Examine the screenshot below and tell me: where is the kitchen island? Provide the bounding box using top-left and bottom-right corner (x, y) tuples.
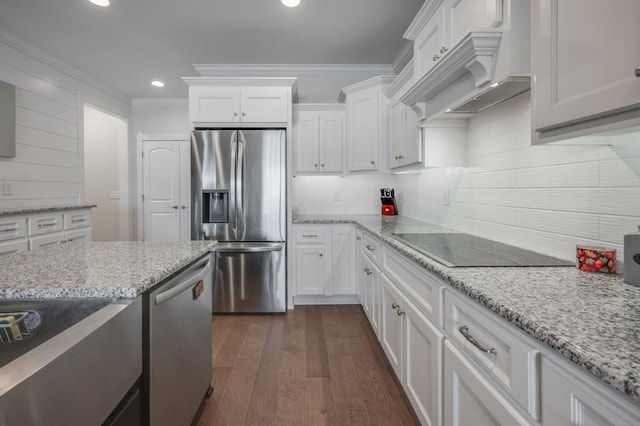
(0, 240), (216, 425)
(295, 214), (640, 423)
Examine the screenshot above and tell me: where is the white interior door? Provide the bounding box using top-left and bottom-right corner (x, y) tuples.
(143, 140), (188, 242)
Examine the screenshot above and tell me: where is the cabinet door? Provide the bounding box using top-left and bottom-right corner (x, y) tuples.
(402, 107), (423, 167)
(444, 341), (529, 426)
(295, 246), (326, 296)
(414, 4), (447, 79)
(380, 274), (403, 379)
(403, 297), (443, 426)
(29, 232), (65, 250)
(445, 0), (503, 45)
(319, 111), (344, 173)
(0, 239), (28, 256)
(388, 99), (405, 169)
(295, 111), (320, 173)
(241, 88), (289, 122)
(355, 230), (364, 302)
(533, 0), (640, 132)
(330, 226), (356, 295)
(362, 256), (380, 333)
(347, 89), (379, 171)
(189, 87), (241, 123)
(65, 228), (92, 244)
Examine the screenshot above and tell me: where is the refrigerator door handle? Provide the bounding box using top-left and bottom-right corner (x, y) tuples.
(236, 133), (246, 240)
(229, 131), (238, 238)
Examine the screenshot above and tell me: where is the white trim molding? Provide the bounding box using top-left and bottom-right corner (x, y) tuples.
(338, 75), (396, 102)
(193, 63), (394, 77)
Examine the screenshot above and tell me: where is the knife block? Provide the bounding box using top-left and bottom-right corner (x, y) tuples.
(380, 197), (398, 216)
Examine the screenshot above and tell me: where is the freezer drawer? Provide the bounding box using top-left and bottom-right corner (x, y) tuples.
(213, 242), (286, 313)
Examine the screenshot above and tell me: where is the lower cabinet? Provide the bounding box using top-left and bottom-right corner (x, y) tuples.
(381, 272), (443, 426)
(443, 341), (530, 426)
(293, 224), (356, 303)
(362, 255), (381, 336)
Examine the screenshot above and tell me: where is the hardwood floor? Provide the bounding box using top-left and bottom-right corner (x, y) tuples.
(195, 305), (419, 426)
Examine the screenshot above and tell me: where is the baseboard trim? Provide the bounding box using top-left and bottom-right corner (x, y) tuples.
(293, 295), (360, 305)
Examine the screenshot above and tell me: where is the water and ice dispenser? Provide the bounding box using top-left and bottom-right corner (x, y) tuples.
(202, 190), (229, 223)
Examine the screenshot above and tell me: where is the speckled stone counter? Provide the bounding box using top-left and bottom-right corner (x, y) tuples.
(0, 241), (216, 299)
(0, 205), (96, 216)
(294, 214), (640, 403)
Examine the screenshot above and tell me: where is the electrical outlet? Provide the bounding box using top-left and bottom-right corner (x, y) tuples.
(2, 182), (13, 196)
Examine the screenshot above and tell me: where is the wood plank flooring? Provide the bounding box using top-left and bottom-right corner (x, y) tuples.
(195, 305), (419, 426)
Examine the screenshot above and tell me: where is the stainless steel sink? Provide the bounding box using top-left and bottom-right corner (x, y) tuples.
(0, 298), (112, 369)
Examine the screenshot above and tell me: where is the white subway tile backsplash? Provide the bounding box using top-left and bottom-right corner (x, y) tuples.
(599, 157), (640, 187)
(516, 162), (600, 188)
(515, 209), (600, 240)
(599, 215), (640, 245)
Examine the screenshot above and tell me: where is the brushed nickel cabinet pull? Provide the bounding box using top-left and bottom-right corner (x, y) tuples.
(459, 325), (497, 355)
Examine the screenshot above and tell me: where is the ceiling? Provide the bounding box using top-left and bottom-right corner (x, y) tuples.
(0, 0), (424, 101)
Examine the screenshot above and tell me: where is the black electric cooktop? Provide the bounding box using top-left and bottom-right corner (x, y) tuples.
(391, 233), (574, 267)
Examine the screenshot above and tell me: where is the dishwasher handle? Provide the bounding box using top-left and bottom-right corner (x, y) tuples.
(154, 257), (211, 306)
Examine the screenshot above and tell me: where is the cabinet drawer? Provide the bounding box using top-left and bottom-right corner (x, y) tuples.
(381, 246), (441, 324)
(28, 214), (63, 236)
(29, 232), (65, 250)
(66, 228), (92, 243)
(0, 217), (27, 242)
(0, 239), (28, 256)
(363, 233), (382, 263)
(64, 210), (92, 230)
(444, 290), (540, 421)
(294, 226), (325, 244)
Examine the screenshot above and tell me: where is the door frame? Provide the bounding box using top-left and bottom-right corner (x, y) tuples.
(136, 134), (189, 241)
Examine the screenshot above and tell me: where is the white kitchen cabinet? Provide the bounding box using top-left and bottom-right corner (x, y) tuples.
(532, 0), (640, 141)
(362, 255), (381, 336)
(0, 239), (28, 256)
(294, 245), (326, 296)
(406, 0), (503, 82)
(293, 224), (356, 303)
(541, 355), (640, 426)
(24, 209), (93, 250)
(380, 274), (404, 378)
(444, 341), (530, 426)
(355, 229), (364, 302)
(0, 216), (28, 255)
(294, 105), (345, 174)
(341, 76), (394, 172)
(188, 86), (289, 123)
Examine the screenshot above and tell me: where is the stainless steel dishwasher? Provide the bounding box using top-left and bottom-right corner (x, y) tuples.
(144, 253), (213, 426)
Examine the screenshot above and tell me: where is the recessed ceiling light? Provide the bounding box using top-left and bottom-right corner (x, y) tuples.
(151, 80), (165, 88)
(88, 0), (110, 6)
(281, 0), (301, 7)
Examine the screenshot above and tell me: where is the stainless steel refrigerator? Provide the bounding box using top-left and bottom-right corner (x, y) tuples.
(191, 129), (286, 313)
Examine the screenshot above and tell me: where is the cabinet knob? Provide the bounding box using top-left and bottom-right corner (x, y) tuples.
(181, 205), (187, 210)
(370, 160), (375, 165)
(636, 67), (640, 77)
(356, 236), (362, 240)
(321, 164), (325, 168)
(392, 302), (399, 309)
(319, 253), (323, 257)
(169, 205), (179, 210)
(241, 112), (246, 116)
(398, 155), (403, 159)
(233, 112), (238, 116)
(440, 46), (448, 54)
(433, 54), (440, 62)
(396, 309), (405, 316)
(366, 245), (375, 252)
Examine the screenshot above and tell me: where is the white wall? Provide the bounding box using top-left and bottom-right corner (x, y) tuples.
(84, 105), (129, 241)
(396, 94), (640, 262)
(0, 32), (130, 209)
(293, 174), (397, 215)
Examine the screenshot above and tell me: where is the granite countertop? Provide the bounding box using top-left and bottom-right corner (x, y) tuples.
(0, 241), (216, 299)
(0, 205), (97, 216)
(294, 214), (640, 403)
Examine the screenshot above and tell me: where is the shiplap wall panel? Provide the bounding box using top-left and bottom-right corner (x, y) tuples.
(16, 108), (78, 138)
(16, 126), (77, 153)
(14, 144), (78, 168)
(15, 89), (78, 123)
(0, 61), (77, 107)
(0, 161), (77, 182)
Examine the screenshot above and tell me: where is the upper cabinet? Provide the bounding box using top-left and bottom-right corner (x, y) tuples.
(293, 104), (345, 175)
(401, 0), (529, 122)
(532, 0), (640, 143)
(340, 76), (395, 173)
(182, 77), (297, 126)
(386, 61), (423, 170)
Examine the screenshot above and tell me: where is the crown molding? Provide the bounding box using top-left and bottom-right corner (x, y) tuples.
(403, 0), (445, 40)
(391, 40), (414, 74)
(182, 77), (298, 103)
(131, 98), (188, 107)
(0, 29), (130, 105)
(293, 103), (346, 112)
(385, 59), (414, 98)
(193, 63), (394, 77)
(338, 75), (396, 102)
